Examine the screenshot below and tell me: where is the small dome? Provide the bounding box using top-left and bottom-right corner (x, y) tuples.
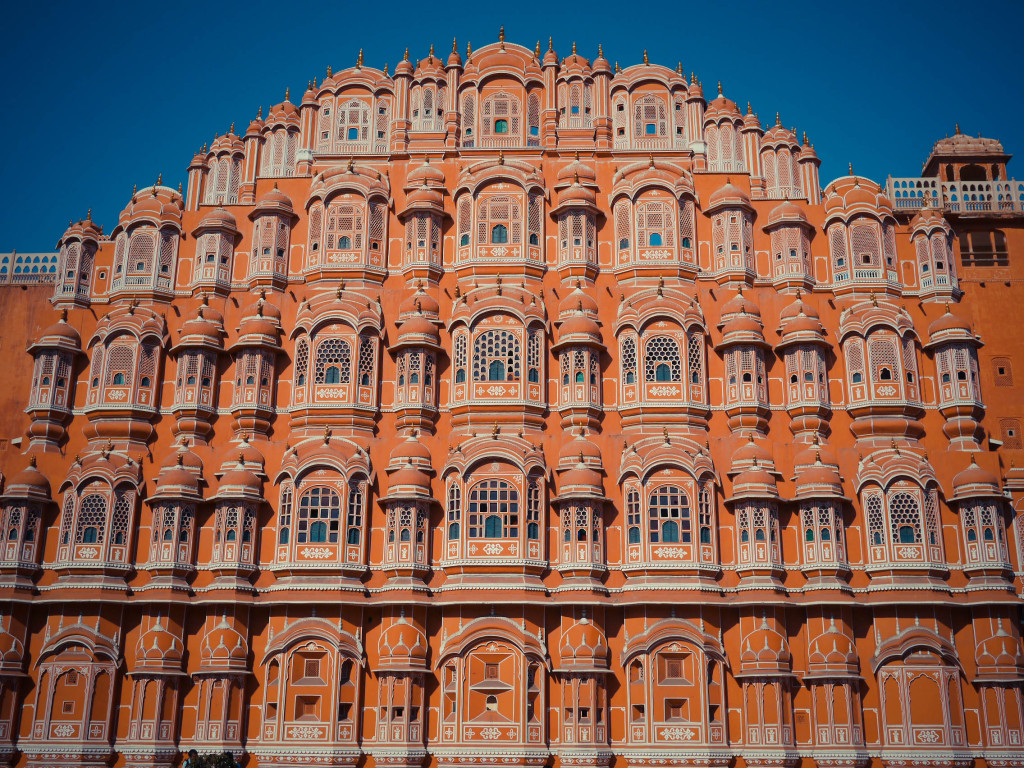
(396, 313), (441, 346)
(910, 205), (947, 235)
(952, 457), (1000, 500)
(195, 206), (238, 233)
(807, 624), (859, 676)
(268, 99), (300, 122)
(793, 439), (839, 470)
(556, 153), (598, 188)
(378, 615), (429, 670)
(766, 200), (809, 229)
(558, 431), (602, 468)
(201, 618), (248, 670)
(707, 179), (752, 212)
(559, 616), (608, 670)
(730, 436), (773, 472)
(794, 454), (845, 499)
(975, 626), (1024, 679)
(387, 463), (432, 496)
(704, 91), (742, 123)
(7, 456), (51, 499)
(249, 184), (295, 219)
(557, 313), (602, 344)
(931, 132), (1004, 157)
(407, 157), (446, 188)
(154, 457), (200, 498)
(216, 457), (262, 499)
(720, 290), (761, 319)
(135, 620), (185, 669)
(0, 627), (25, 674)
(928, 307), (973, 339)
(389, 432), (432, 470)
(728, 462), (779, 501)
(399, 286), (441, 320)
(558, 282), (599, 317)
(35, 311), (81, 349)
(161, 445), (204, 473)
(557, 179), (597, 209)
(740, 618), (791, 674)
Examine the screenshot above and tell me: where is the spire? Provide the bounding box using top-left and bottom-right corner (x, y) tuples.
(643, 49), (649, 65)
(677, 61), (682, 74)
(285, 86), (290, 101)
(499, 25), (505, 49)
(775, 112), (780, 126)
(257, 105), (263, 119)
(598, 43), (603, 58)
(229, 121), (235, 134)
(404, 47), (409, 61)
(849, 162), (854, 175)
(356, 48), (363, 68)
(955, 122), (961, 135)
(717, 81), (723, 96)
(572, 40), (577, 55)
(534, 40), (540, 58)
(466, 40), (472, 58)
(326, 64), (332, 77)
(429, 43), (435, 58)
(614, 61), (620, 73)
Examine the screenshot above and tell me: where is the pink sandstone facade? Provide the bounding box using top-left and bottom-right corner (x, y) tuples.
(2, 32), (1024, 768)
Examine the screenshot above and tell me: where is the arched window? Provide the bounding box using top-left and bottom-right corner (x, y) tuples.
(297, 486), (341, 544)
(473, 330), (520, 383)
(649, 485), (690, 544)
(644, 336), (682, 382)
(468, 479), (519, 539)
(494, 119), (509, 134)
(491, 224), (508, 244)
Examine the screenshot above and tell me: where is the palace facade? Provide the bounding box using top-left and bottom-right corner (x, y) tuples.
(2, 33), (1024, 768)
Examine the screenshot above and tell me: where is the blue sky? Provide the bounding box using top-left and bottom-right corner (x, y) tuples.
(1, 0), (1022, 252)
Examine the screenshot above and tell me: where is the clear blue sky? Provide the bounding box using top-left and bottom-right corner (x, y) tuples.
(1, 0), (1022, 252)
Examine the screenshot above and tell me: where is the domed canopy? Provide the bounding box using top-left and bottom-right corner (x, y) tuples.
(388, 432), (432, 471)
(394, 313), (441, 349)
(777, 293), (827, 349)
(558, 430), (603, 468)
(765, 200), (810, 230)
(213, 457), (262, 501)
(793, 452), (846, 500)
(728, 436), (774, 476)
(806, 623), (859, 678)
(193, 206), (238, 235)
(951, 457), (1001, 501)
(200, 618), (249, 672)
(399, 285), (441, 321)
(249, 184), (297, 219)
(558, 616), (609, 671)
(407, 157), (446, 188)
(31, 310), (82, 353)
(151, 453), (202, 501)
(385, 461), (432, 499)
(0, 627), (25, 675)
(705, 179), (752, 213)
(727, 461), (779, 502)
(378, 615), (429, 671)
(556, 152), (598, 189)
(558, 282), (599, 318)
(3, 456), (51, 501)
(134, 620), (185, 674)
(739, 617), (792, 676)
(926, 306), (976, 347)
(975, 626), (1024, 681)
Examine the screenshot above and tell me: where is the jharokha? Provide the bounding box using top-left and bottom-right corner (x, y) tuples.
(3, 32), (1024, 768)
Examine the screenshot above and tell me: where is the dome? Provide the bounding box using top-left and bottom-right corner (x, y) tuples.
(388, 432), (432, 470)
(250, 183), (295, 218)
(778, 293), (826, 346)
(779, 292), (820, 323)
(396, 313), (441, 346)
(407, 157), (446, 188)
(556, 179), (598, 209)
(927, 307), (973, 340)
(766, 200), (810, 230)
(399, 286), (441, 320)
(704, 87), (742, 123)
(807, 624), (859, 676)
(740, 618), (791, 675)
(706, 179), (752, 213)
(116, 185), (183, 232)
(556, 152), (598, 188)
(793, 439), (839, 470)
(0, 628), (25, 674)
(135, 620), (185, 670)
(910, 205), (948, 235)
(762, 117), (798, 147)
(793, 453), (845, 499)
(6, 456), (51, 500)
(378, 615), (429, 670)
(387, 462), (432, 497)
(161, 445), (204, 473)
(201, 618), (248, 670)
(559, 616), (609, 670)
(558, 430), (603, 468)
(558, 282), (599, 317)
(556, 313), (602, 344)
(34, 310), (82, 351)
(730, 437), (774, 473)
(215, 458), (262, 499)
(720, 290), (761, 319)
(975, 626), (1024, 680)
(194, 206), (238, 233)
(951, 457), (1000, 500)
(152, 454), (201, 499)
(823, 176), (892, 223)
(268, 99), (300, 123)
(560, 464), (603, 494)
(930, 131), (1005, 158)
(728, 462), (779, 501)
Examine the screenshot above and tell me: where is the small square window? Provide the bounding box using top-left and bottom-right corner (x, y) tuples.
(62, 701), (74, 714)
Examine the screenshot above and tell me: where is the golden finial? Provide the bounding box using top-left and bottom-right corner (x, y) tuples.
(499, 25), (505, 49)
(156, 173), (162, 186)
(691, 72), (696, 84)
(347, 157), (355, 172)
(717, 81), (722, 96)
(86, 207), (92, 221)
(60, 308), (68, 321)
(573, 170), (579, 184)
(403, 47), (409, 61)
(257, 105), (263, 119)
(657, 275), (664, 296)
(466, 41), (472, 58)
(357, 49), (363, 67)
(132, 183), (138, 195)
(643, 49), (649, 65)
(663, 427), (670, 444)
(452, 37), (458, 53)
(848, 162), (853, 175)
(429, 43), (435, 58)
(323, 426), (332, 444)
(803, 130), (808, 145)
(775, 112), (780, 126)
(955, 123), (961, 135)
(285, 86), (290, 100)
(28, 454), (37, 468)
(572, 40), (577, 55)
(614, 61), (620, 73)
(676, 61), (682, 74)
(534, 40), (540, 58)
(498, 150), (504, 165)
(230, 121), (235, 134)
(492, 424), (500, 439)
(177, 181), (182, 194)
(383, 63), (389, 76)
(648, 154), (655, 168)
(326, 64), (332, 77)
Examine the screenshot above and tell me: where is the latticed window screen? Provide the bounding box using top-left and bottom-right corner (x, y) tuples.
(308, 207), (323, 254)
(347, 479), (365, 543)
(829, 227), (848, 268)
(993, 357), (1013, 386)
(636, 200), (675, 248)
(687, 331), (704, 387)
(850, 221), (880, 266)
(868, 338), (899, 384)
(901, 337), (918, 384)
(468, 479), (519, 538)
(888, 492), (922, 544)
(526, 480), (541, 538)
(314, 338), (352, 384)
(453, 332), (468, 376)
(127, 231), (155, 275)
(326, 203), (364, 251)
(294, 338), (309, 386)
(644, 336), (682, 382)
(633, 95), (667, 138)
(105, 344), (135, 386)
(615, 200), (631, 249)
(620, 336), (638, 384)
(1000, 418), (1022, 449)
(297, 486), (341, 544)
(528, 193), (543, 246)
(477, 196), (522, 245)
(111, 491), (132, 545)
(357, 337), (375, 385)
(473, 330), (520, 382)
(526, 330), (542, 382)
(648, 485), (691, 544)
(480, 91), (521, 137)
(75, 494), (107, 544)
(461, 93), (475, 143)
(337, 99), (370, 143)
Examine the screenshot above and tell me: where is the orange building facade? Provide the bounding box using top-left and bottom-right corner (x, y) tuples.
(2, 34), (1024, 768)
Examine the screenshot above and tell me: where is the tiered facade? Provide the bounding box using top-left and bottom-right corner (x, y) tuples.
(2, 34), (1024, 768)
